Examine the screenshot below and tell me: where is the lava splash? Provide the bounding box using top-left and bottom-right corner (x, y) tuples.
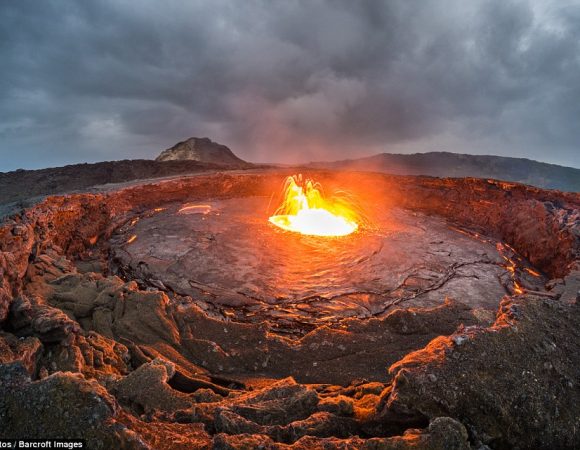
(268, 175), (359, 237)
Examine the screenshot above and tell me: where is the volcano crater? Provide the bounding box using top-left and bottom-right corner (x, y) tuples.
(110, 194), (541, 335)
(1, 169), (579, 449)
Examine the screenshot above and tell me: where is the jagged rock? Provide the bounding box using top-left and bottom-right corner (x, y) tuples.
(48, 273), (180, 346)
(229, 378), (320, 426)
(318, 395), (354, 416)
(0, 361), (32, 387)
(38, 331), (131, 380)
(29, 304), (80, 342)
(10, 295), (80, 343)
(212, 416), (470, 449)
(274, 411), (358, 442)
(381, 295), (580, 449)
(48, 272), (125, 320)
(199, 378), (320, 434)
(118, 412), (212, 450)
(214, 409), (358, 444)
(360, 417), (469, 450)
(111, 358), (196, 414)
(112, 289), (180, 346)
(0, 221), (35, 322)
(168, 369), (231, 396)
(210, 378), (364, 444)
(0, 253), (12, 322)
(191, 387), (223, 403)
(45, 268), (490, 386)
(156, 137), (247, 167)
(0, 332), (42, 376)
(78, 332), (131, 376)
(213, 433), (277, 450)
(0, 363), (147, 449)
(175, 297), (483, 385)
(215, 408), (264, 435)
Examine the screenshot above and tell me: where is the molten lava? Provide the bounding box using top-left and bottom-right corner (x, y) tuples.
(268, 175), (359, 237)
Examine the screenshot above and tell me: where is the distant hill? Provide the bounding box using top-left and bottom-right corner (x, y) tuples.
(156, 137), (248, 167)
(0, 159), (248, 207)
(311, 152), (580, 192)
(1, 144), (577, 214)
(0, 137), (253, 208)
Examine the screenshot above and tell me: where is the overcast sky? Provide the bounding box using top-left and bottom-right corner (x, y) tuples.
(1, 0), (579, 171)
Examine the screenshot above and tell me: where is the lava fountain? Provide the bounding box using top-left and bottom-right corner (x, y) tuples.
(268, 175), (359, 237)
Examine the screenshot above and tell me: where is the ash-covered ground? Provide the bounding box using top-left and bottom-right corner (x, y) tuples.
(0, 168), (579, 449)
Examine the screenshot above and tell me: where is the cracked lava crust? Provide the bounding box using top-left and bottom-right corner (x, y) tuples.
(111, 195), (543, 336)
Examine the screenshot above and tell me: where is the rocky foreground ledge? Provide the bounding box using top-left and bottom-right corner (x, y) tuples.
(0, 169), (579, 449)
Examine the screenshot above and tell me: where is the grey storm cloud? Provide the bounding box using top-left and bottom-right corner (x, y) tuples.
(0, 0), (579, 171)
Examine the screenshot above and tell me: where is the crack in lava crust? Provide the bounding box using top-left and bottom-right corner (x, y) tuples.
(110, 195), (545, 335)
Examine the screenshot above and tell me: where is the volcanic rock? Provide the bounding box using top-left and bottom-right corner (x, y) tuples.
(0, 168), (578, 448)
(156, 137), (248, 167)
(11, 295), (81, 343)
(381, 295), (580, 449)
(0, 332), (42, 376)
(112, 358), (196, 414)
(212, 416), (470, 449)
(39, 332), (131, 380)
(0, 363), (147, 449)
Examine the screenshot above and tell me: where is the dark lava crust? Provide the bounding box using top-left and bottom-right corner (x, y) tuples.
(0, 169), (579, 449)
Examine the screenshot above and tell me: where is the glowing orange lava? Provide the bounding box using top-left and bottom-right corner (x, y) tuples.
(268, 175), (359, 237)
(178, 204), (212, 215)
